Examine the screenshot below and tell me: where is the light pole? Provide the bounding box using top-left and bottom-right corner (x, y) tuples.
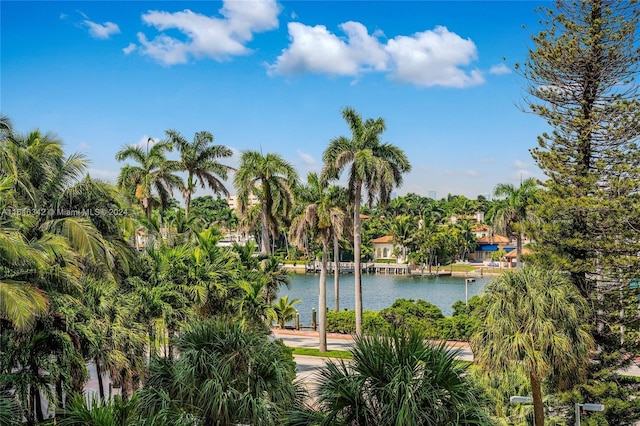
(465, 278), (475, 304)
(510, 396), (534, 426)
(575, 402), (604, 426)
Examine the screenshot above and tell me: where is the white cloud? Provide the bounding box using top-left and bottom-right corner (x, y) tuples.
(60, 13), (68, 20)
(83, 20), (121, 39)
(479, 157), (496, 164)
(466, 169), (480, 177)
(297, 149), (316, 165)
(270, 22), (483, 88)
(78, 142), (89, 150)
(385, 26), (483, 88)
(489, 63), (511, 75)
(269, 21), (387, 76)
(132, 0), (280, 65)
(123, 43), (137, 55)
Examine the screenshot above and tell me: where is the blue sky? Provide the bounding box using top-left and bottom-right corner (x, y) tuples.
(2, 0), (551, 200)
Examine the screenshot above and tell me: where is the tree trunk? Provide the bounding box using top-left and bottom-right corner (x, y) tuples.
(354, 181), (363, 336)
(95, 356), (105, 401)
(144, 197), (152, 219)
(530, 368), (545, 426)
(56, 379), (64, 410)
(516, 234), (523, 269)
(26, 387), (35, 426)
(319, 239), (328, 352)
(261, 200), (269, 254)
(185, 189), (192, 219)
(33, 385), (44, 423)
(333, 234), (340, 312)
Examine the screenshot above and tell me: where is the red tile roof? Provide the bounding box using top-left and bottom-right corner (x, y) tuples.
(477, 234), (511, 244)
(372, 235), (393, 244)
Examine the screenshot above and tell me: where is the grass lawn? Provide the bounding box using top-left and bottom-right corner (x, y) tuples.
(292, 347), (353, 359)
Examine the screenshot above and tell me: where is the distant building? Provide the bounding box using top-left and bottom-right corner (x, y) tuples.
(471, 234), (515, 262)
(427, 191), (437, 200)
(227, 193), (260, 211)
(372, 235), (397, 261)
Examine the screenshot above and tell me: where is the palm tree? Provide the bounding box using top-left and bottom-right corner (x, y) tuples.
(115, 139), (183, 218)
(492, 177), (539, 268)
(294, 327), (491, 425)
(291, 173), (345, 352)
(237, 278), (277, 327)
(233, 150), (299, 255)
(390, 214), (416, 262)
(137, 318), (299, 425)
(322, 107), (411, 335)
(164, 129), (233, 219)
(273, 296), (301, 329)
(472, 266), (593, 426)
(0, 229), (49, 331)
(260, 256), (291, 305)
(328, 185), (350, 312)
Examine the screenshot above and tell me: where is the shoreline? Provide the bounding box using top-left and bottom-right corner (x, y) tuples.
(280, 263), (505, 278)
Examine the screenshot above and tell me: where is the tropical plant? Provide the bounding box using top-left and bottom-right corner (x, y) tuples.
(0, 390), (21, 426)
(472, 266), (593, 426)
(115, 139), (183, 218)
(322, 107), (411, 335)
(164, 129), (233, 219)
(259, 256), (291, 305)
(491, 178), (539, 267)
(389, 214), (415, 262)
(291, 172), (345, 351)
(273, 295), (301, 329)
(234, 150), (299, 255)
(57, 394), (139, 426)
(291, 327), (491, 425)
(137, 318), (299, 426)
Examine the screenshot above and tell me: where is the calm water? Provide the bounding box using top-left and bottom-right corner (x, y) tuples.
(279, 272), (492, 325)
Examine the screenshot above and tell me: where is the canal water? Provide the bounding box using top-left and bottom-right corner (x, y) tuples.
(279, 272), (493, 325)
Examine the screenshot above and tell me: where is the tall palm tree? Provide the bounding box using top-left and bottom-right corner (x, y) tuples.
(472, 266), (593, 426)
(164, 129), (233, 219)
(328, 185), (350, 312)
(492, 177), (539, 267)
(291, 173), (345, 352)
(233, 150), (299, 255)
(115, 139), (183, 218)
(322, 107), (411, 335)
(294, 327), (491, 425)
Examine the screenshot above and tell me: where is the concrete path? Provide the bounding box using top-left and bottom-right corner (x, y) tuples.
(272, 329), (640, 380)
(272, 329), (476, 394)
(272, 328), (474, 361)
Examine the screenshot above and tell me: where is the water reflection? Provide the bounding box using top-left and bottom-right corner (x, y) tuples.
(279, 273), (492, 324)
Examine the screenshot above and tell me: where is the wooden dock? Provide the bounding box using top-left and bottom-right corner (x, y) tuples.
(305, 261), (412, 275)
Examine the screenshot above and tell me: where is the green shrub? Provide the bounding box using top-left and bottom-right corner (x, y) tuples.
(379, 299), (445, 339)
(326, 310), (388, 334)
(327, 297), (484, 341)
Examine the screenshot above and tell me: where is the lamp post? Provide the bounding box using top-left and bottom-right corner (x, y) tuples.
(575, 403), (604, 426)
(465, 278), (475, 304)
(510, 396), (534, 426)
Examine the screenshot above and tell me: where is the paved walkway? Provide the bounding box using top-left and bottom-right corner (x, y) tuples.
(272, 328), (473, 360)
(271, 329), (640, 380)
(271, 328), (476, 390)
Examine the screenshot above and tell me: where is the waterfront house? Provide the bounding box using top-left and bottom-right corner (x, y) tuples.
(471, 234), (515, 263)
(372, 235), (404, 262)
